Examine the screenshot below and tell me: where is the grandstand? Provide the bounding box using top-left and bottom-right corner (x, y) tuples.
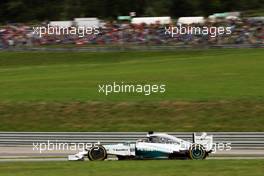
(0, 13), (263, 49)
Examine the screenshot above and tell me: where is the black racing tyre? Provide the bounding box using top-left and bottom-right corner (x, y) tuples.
(88, 145), (107, 161)
(188, 144), (206, 160)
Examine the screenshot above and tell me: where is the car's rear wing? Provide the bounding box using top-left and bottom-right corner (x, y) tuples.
(193, 132), (213, 151)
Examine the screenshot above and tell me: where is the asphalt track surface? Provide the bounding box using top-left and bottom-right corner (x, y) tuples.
(1, 157), (264, 162)
(0, 132), (263, 162)
(0, 146), (263, 162)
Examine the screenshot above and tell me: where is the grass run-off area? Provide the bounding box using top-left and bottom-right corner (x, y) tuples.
(0, 49), (264, 131)
(0, 160), (263, 176)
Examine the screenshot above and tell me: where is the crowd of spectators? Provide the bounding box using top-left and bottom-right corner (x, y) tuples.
(0, 18), (263, 48)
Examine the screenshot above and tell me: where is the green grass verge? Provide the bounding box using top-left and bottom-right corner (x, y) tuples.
(0, 49), (264, 101)
(0, 101), (263, 131)
(0, 160), (263, 176)
(0, 49), (264, 131)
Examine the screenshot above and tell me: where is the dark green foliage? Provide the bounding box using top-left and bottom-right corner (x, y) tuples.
(0, 0), (263, 23)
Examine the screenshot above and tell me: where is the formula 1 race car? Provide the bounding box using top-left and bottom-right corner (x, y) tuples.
(68, 132), (213, 161)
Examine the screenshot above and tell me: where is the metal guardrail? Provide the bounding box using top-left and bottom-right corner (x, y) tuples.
(0, 132), (263, 150)
(1, 44), (263, 52)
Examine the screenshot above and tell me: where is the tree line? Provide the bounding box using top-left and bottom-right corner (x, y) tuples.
(0, 0), (263, 23)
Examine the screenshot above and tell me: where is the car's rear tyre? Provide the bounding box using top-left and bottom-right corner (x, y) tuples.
(88, 145), (107, 161)
(188, 144), (206, 160)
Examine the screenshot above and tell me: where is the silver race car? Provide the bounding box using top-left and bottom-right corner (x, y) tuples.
(68, 132), (213, 161)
